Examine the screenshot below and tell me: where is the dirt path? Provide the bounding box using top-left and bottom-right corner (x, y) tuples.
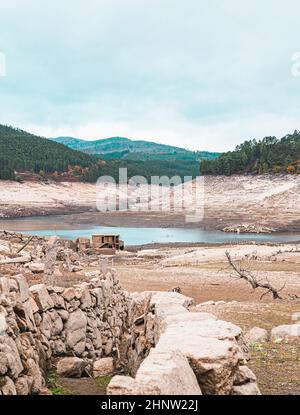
(59, 378), (107, 395)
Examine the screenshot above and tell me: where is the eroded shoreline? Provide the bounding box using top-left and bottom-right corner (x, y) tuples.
(0, 175), (299, 232)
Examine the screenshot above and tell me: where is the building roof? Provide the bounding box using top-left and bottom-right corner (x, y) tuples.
(92, 234), (120, 237)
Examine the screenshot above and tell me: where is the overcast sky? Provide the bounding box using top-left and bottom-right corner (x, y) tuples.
(0, 0), (300, 151)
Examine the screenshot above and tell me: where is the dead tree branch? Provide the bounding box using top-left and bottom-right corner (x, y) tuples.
(16, 235), (34, 254)
(225, 251), (284, 300)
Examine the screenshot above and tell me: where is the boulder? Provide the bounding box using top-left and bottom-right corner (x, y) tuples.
(28, 297), (39, 314)
(0, 376), (17, 395)
(127, 290), (259, 395)
(245, 327), (269, 343)
(271, 324), (300, 341)
(152, 320), (244, 395)
(50, 293), (65, 309)
(234, 365), (257, 385)
(56, 357), (87, 378)
(0, 336), (23, 378)
(11, 274), (29, 303)
(90, 288), (103, 306)
(196, 300), (215, 307)
(93, 357), (114, 377)
(62, 287), (76, 302)
(24, 358), (44, 394)
(151, 291), (193, 309)
(231, 382), (261, 395)
(15, 376), (30, 395)
(52, 339), (66, 355)
(14, 299), (36, 332)
(0, 277), (10, 295)
(0, 313), (7, 336)
(79, 288), (92, 310)
(57, 309), (69, 321)
(104, 338), (113, 355)
(38, 387), (53, 395)
(107, 376), (138, 395)
(29, 284), (54, 311)
(291, 312), (300, 324)
(27, 263), (45, 273)
(108, 350), (202, 395)
(65, 309), (87, 355)
(40, 310), (63, 338)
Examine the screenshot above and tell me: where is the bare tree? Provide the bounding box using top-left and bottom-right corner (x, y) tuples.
(225, 251), (285, 300)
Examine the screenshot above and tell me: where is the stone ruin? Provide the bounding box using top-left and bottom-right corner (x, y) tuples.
(0, 270), (129, 395)
(108, 291), (260, 395)
(0, 266), (261, 395)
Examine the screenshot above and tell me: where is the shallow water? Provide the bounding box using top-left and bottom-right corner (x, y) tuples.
(3, 224), (300, 245)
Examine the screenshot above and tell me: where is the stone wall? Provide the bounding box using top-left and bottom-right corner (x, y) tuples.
(0, 267), (261, 396)
(108, 291), (261, 395)
(0, 270), (129, 395)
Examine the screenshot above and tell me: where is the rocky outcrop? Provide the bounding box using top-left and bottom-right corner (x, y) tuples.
(0, 270), (129, 395)
(222, 225), (275, 234)
(107, 291), (260, 396)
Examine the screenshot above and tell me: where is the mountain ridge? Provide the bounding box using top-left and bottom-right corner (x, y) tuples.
(0, 125), (209, 182)
(50, 136), (221, 162)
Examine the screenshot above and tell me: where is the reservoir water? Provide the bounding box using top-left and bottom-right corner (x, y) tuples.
(2, 225), (300, 245)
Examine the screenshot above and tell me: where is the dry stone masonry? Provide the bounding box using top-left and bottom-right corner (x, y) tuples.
(0, 270), (129, 395)
(0, 262), (261, 395)
(108, 291), (261, 395)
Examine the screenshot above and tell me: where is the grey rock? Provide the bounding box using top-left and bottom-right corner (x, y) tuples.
(27, 262), (45, 273)
(245, 327), (269, 343)
(0, 313), (7, 336)
(29, 284), (54, 311)
(271, 324), (300, 341)
(0, 376), (17, 395)
(93, 357), (114, 377)
(234, 365), (257, 385)
(12, 274), (29, 303)
(231, 382), (261, 395)
(65, 309), (87, 355)
(291, 312), (300, 324)
(56, 357), (87, 378)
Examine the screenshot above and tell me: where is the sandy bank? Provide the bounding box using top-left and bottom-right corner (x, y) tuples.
(0, 175), (299, 231)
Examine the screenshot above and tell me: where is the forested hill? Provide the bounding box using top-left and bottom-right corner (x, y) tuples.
(0, 125), (103, 181)
(0, 125), (203, 182)
(201, 132), (300, 175)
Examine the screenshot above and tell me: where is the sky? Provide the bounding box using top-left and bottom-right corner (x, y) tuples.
(0, 0), (300, 151)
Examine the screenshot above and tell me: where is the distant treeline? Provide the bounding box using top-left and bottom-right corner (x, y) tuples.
(200, 132), (300, 175)
(88, 158), (200, 182)
(0, 125), (103, 181)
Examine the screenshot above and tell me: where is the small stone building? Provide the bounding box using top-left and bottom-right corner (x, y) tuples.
(92, 234), (124, 251)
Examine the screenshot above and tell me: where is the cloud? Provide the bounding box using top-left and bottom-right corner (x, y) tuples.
(0, 0), (300, 150)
